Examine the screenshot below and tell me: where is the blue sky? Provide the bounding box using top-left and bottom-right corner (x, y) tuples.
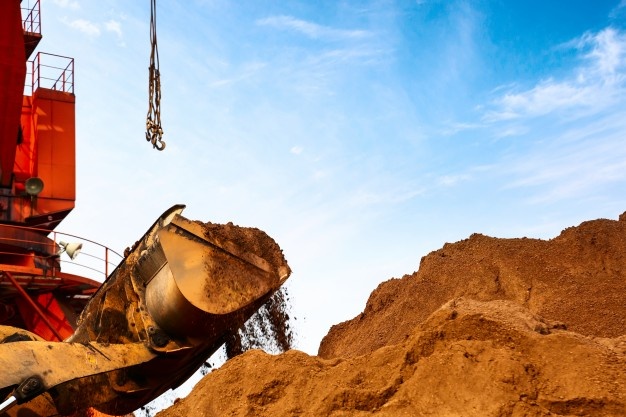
(37, 0), (626, 361)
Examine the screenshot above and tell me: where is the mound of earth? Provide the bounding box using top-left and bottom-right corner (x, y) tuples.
(156, 212), (626, 417)
(320, 212), (626, 358)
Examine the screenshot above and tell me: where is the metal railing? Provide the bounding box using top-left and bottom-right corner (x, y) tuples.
(27, 52), (75, 95)
(0, 224), (123, 283)
(21, 0), (41, 35)
(49, 230), (123, 281)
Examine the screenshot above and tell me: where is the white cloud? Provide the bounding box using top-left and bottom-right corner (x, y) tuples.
(437, 174), (471, 187)
(484, 80), (600, 122)
(59, 17), (127, 43)
(440, 122), (484, 136)
(105, 20), (122, 39)
(208, 61), (267, 88)
(500, 112), (626, 204)
(64, 18), (100, 37)
(105, 19), (125, 46)
(316, 46), (388, 64)
(493, 125), (529, 139)
(484, 28), (626, 122)
(579, 28), (626, 80)
(257, 15), (371, 41)
(290, 146), (303, 155)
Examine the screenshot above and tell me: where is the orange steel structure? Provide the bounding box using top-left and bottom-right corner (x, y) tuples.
(0, 1), (108, 343)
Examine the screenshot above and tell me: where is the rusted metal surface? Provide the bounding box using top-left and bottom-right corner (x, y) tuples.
(0, 340), (156, 391)
(0, 205), (291, 416)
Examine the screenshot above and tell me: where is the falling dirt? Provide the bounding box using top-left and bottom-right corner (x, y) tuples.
(157, 211), (626, 417)
(224, 286), (294, 359)
(197, 220), (294, 359)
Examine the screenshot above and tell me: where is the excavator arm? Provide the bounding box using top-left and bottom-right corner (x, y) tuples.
(0, 205), (291, 416)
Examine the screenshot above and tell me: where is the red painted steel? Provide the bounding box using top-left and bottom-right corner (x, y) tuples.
(2, 270), (64, 341)
(0, 0), (27, 187)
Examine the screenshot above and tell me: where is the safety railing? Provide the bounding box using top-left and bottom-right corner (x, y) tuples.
(49, 230), (123, 281)
(21, 0), (41, 35)
(27, 52), (75, 95)
(0, 224), (123, 283)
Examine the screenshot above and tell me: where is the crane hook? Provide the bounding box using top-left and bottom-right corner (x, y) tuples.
(146, 0), (165, 151)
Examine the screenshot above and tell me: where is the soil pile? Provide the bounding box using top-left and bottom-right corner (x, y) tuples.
(319, 212), (626, 358)
(157, 212), (626, 417)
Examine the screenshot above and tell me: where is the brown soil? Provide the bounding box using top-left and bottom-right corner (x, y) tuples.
(319, 212), (626, 359)
(157, 211), (626, 417)
(198, 220), (291, 276)
(198, 220), (294, 359)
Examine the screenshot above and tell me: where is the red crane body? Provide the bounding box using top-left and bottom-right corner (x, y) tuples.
(0, 0), (99, 342)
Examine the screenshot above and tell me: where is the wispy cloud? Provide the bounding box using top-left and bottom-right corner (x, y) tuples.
(59, 16), (128, 45)
(483, 80), (601, 122)
(440, 122), (484, 136)
(208, 61), (267, 88)
(441, 117), (626, 205)
(437, 27), (626, 205)
(105, 19), (125, 46)
(256, 15), (371, 41)
(314, 46), (388, 64)
(484, 28), (626, 122)
(105, 20), (122, 38)
(579, 28), (626, 80)
(249, 14), (390, 98)
(500, 111), (626, 204)
(493, 125), (529, 139)
(437, 174), (471, 187)
(63, 18), (101, 37)
(609, 0), (626, 19)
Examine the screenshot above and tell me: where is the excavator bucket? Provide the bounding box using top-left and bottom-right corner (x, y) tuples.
(0, 205), (291, 416)
(140, 213), (290, 340)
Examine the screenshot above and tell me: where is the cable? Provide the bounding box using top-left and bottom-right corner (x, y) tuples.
(146, 0), (165, 151)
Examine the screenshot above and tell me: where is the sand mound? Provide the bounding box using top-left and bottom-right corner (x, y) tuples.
(320, 212), (626, 358)
(156, 211), (626, 417)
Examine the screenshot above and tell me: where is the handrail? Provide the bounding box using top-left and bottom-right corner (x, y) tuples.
(21, 0), (41, 35)
(27, 52), (75, 95)
(0, 223), (123, 282)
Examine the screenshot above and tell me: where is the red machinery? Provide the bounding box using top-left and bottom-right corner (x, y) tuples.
(0, 3), (291, 416)
(0, 0), (104, 342)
